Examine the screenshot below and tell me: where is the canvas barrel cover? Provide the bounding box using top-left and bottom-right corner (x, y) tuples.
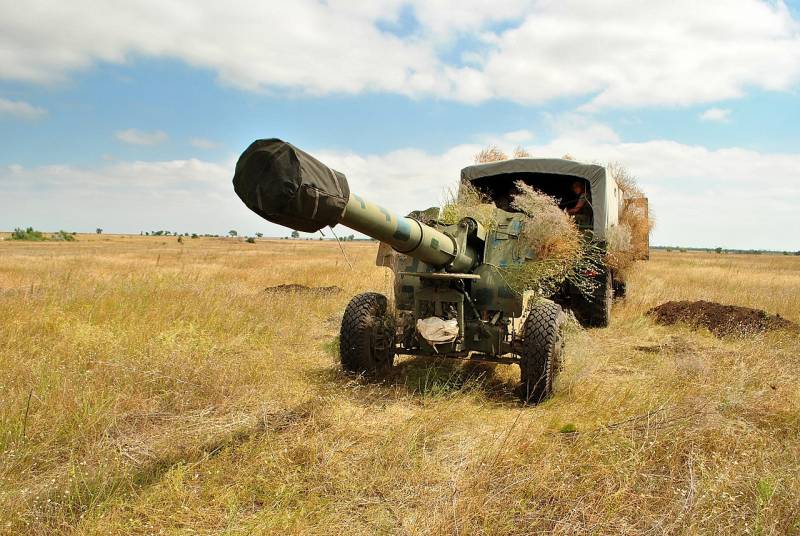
(233, 139), (350, 233)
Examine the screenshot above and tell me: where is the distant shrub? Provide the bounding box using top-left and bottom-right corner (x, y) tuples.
(51, 230), (76, 241)
(246, 237), (256, 243)
(191, 233), (198, 239)
(9, 227), (77, 241)
(11, 227), (45, 241)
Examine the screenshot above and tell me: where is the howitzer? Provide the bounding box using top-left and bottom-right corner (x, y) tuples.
(233, 139), (568, 402)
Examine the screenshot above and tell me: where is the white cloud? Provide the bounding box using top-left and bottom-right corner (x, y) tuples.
(190, 138), (221, 150)
(1, 1), (798, 108)
(501, 129), (535, 143)
(115, 129), (169, 146)
(476, 1), (800, 108)
(699, 107), (732, 122)
(3, 122), (798, 250)
(0, 158), (244, 235)
(0, 97), (47, 119)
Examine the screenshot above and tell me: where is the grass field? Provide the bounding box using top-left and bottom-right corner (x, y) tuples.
(1, 235), (798, 534)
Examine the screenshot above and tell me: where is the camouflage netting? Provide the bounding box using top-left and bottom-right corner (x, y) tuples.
(443, 148), (651, 295)
(441, 181), (603, 297)
(504, 182), (604, 296)
(439, 181), (497, 230)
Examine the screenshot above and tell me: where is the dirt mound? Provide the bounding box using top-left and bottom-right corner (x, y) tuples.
(648, 300), (797, 338)
(264, 284), (342, 295)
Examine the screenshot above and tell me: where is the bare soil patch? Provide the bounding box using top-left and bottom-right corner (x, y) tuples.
(263, 283), (342, 295)
(648, 300), (797, 337)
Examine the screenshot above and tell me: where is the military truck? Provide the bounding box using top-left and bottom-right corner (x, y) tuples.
(233, 139), (647, 403)
(458, 158), (648, 327)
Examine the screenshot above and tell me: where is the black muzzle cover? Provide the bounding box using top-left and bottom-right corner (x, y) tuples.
(233, 139), (350, 233)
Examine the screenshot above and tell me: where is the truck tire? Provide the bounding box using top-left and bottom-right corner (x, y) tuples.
(568, 269), (612, 328)
(519, 300), (565, 404)
(339, 292), (396, 375)
(612, 277), (626, 300)
(583, 269), (612, 327)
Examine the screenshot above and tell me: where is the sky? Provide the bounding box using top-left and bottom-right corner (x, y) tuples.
(1, 0), (799, 250)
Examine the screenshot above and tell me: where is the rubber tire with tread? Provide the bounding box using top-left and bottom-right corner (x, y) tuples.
(339, 292), (396, 375)
(612, 277), (626, 300)
(584, 269), (612, 327)
(519, 300), (565, 404)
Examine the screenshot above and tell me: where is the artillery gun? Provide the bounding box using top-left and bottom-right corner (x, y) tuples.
(234, 139), (611, 403)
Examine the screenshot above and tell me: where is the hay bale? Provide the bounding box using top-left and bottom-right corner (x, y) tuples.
(621, 198), (653, 261)
(607, 161), (653, 264)
(605, 223), (635, 275)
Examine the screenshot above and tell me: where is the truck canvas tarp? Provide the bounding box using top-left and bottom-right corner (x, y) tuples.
(460, 158), (623, 240)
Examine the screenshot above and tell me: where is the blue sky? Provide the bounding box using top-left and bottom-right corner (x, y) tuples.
(1, 0), (799, 249)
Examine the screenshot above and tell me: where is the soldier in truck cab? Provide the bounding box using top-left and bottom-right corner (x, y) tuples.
(566, 180), (592, 226)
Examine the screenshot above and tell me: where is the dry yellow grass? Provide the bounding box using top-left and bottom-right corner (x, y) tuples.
(1, 236), (798, 534)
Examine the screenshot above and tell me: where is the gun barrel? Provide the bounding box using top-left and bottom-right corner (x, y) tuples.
(340, 194), (457, 268)
(233, 138), (476, 270)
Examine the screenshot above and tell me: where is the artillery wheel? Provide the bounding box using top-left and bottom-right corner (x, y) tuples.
(519, 300), (565, 404)
(339, 292), (396, 375)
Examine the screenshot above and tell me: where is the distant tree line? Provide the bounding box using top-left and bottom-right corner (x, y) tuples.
(138, 229), (275, 243)
(653, 245), (800, 256)
(4, 227), (382, 245)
